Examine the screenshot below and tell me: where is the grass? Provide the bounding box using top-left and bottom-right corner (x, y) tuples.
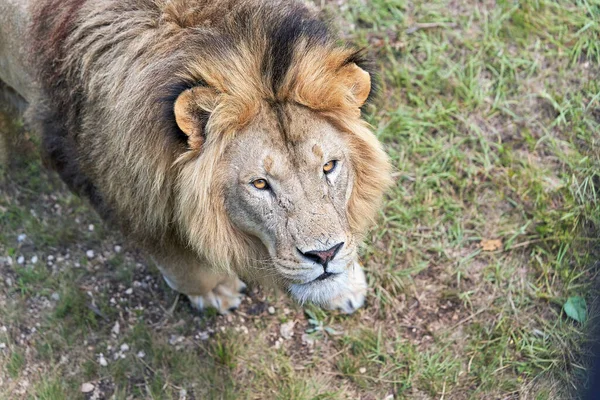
(1, 0), (599, 398)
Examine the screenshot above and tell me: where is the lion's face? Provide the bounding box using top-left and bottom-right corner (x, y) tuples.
(173, 55), (391, 310)
(221, 105), (360, 304)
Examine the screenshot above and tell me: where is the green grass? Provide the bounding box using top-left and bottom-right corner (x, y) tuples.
(1, 0), (599, 398)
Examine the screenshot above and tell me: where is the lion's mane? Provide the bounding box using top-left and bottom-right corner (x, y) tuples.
(28, 0), (391, 271)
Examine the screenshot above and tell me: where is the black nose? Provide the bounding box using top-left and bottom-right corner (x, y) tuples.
(299, 242), (344, 267)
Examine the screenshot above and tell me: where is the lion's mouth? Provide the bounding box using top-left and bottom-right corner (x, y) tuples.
(314, 272), (339, 282)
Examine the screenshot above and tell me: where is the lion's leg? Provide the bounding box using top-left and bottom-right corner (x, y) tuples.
(152, 252), (246, 315)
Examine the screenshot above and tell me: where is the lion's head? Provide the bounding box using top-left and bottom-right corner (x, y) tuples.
(171, 29), (392, 306)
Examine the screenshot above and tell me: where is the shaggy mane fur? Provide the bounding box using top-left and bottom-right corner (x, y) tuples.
(28, 0), (391, 271)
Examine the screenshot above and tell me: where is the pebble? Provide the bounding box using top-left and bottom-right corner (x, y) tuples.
(125, 288), (133, 295)
(88, 224), (94, 232)
(0, 343), (6, 349)
(111, 321), (120, 336)
(359, 367), (367, 374)
(114, 245), (122, 253)
(17, 256), (25, 265)
(30, 256), (38, 264)
(81, 382), (95, 393)
(120, 343), (129, 352)
(47, 255), (55, 261)
(97, 353), (108, 367)
(5, 256), (13, 266)
(17, 234), (26, 243)
(197, 331), (209, 341)
(5, 278), (12, 287)
(268, 306), (275, 315)
(86, 250), (95, 259)
(169, 335), (185, 345)
(384, 395), (394, 400)
(137, 351), (146, 358)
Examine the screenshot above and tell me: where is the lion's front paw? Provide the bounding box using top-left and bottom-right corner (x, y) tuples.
(187, 278), (247, 315)
(323, 262), (367, 314)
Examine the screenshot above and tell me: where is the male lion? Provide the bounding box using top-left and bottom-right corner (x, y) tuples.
(0, 0), (392, 314)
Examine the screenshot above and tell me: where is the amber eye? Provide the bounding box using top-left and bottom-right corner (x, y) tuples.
(323, 160), (337, 174)
(252, 179), (269, 190)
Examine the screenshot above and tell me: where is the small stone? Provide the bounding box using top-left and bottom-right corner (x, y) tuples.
(30, 256), (38, 264)
(0, 343), (6, 349)
(359, 367), (367, 374)
(81, 382), (95, 393)
(280, 321), (295, 340)
(17, 256), (25, 265)
(198, 331), (209, 341)
(86, 250), (95, 259)
(114, 245), (122, 253)
(125, 288), (133, 295)
(169, 335), (184, 345)
(5, 278), (12, 287)
(97, 353), (108, 367)
(137, 351), (146, 358)
(268, 306), (275, 315)
(88, 224), (94, 231)
(120, 343), (129, 352)
(17, 234), (27, 243)
(111, 321), (120, 336)
(273, 339), (282, 349)
(47, 255), (55, 261)
(5, 256), (13, 266)
(383, 395), (394, 400)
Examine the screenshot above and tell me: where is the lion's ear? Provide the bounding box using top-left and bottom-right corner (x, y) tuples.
(174, 86), (219, 150)
(340, 63), (371, 108)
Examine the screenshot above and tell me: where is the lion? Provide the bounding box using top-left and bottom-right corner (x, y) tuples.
(0, 0), (392, 314)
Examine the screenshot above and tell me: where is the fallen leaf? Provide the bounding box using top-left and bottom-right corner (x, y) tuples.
(563, 296), (587, 323)
(480, 239), (502, 252)
(280, 321), (295, 340)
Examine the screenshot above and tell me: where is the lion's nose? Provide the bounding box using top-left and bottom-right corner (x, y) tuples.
(299, 242), (344, 267)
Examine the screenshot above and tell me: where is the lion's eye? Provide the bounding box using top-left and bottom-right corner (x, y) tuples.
(252, 179), (269, 190)
(323, 160), (337, 174)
